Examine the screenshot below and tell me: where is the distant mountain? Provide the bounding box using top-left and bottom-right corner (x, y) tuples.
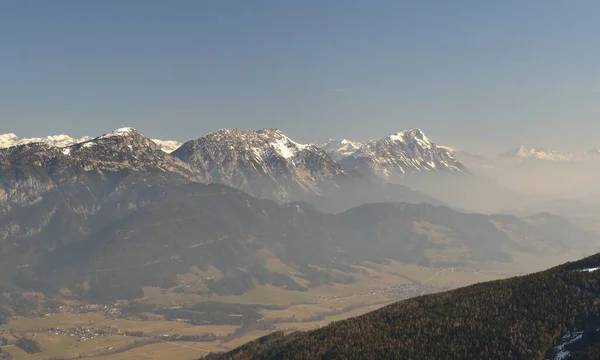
(172, 128), (351, 202)
(0, 127), (200, 218)
(585, 148), (600, 157)
(1, 126), (597, 305)
(321, 139), (362, 160)
(0, 133), (92, 149)
(340, 129), (467, 181)
(207, 252), (600, 360)
(0, 132), (181, 153)
(172, 128), (442, 210)
(501, 145), (576, 162)
(149, 139), (183, 153)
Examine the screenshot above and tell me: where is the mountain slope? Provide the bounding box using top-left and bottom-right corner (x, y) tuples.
(0, 127), (200, 253)
(2, 170), (597, 301)
(205, 252), (600, 360)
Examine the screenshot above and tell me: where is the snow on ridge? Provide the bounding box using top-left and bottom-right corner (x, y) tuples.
(0, 130), (180, 153)
(203, 128), (310, 160)
(322, 138), (363, 159)
(0, 133), (92, 149)
(578, 267), (600, 272)
(151, 139), (183, 153)
(98, 127), (138, 139)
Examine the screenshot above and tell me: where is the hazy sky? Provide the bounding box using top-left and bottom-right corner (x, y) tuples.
(1, 1), (599, 152)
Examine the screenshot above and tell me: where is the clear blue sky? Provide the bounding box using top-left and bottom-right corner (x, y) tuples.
(1, 0), (599, 152)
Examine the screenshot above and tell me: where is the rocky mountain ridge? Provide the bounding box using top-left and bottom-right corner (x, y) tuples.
(339, 129), (467, 180)
(0, 131), (182, 153)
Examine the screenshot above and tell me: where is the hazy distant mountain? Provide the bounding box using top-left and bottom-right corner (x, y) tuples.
(0, 132), (182, 153)
(340, 129), (467, 181)
(437, 145), (488, 160)
(585, 148), (600, 157)
(321, 138), (363, 160)
(501, 145), (576, 162)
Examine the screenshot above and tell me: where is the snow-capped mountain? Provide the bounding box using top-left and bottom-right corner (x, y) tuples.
(340, 129), (467, 180)
(151, 139), (183, 153)
(0, 132), (181, 153)
(0, 133), (92, 149)
(56, 127), (197, 177)
(172, 128), (349, 201)
(501, 146), (575, 162)
(0, 127), (200, 219)
(322, 139), (363, 160)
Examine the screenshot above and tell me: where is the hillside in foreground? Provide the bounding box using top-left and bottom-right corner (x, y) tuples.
(204, 252), (600, 360)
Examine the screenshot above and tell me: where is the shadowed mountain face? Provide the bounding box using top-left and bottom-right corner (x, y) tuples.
(204, 252), (600, 360)
(1, 169), (597, 301)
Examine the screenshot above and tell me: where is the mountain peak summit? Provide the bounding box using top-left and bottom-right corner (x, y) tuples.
(341, 128), (466, 179)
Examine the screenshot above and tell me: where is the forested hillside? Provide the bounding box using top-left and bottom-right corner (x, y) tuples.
(204, 252), (600, 360)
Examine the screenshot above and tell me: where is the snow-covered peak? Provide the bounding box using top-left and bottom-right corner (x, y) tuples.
(502, 146), (575, 162)
(98, 127), (138, 139)
(0, 133), (92, 149)
(173, 128), (347, 202)
(322, 138), (363, 160)
(0, 133), (18, 143)
(341, 128), (466, 179)
(388, 128), (428, 142)
(151, 139), (182, 153)
(0, 129), (180, 153)
(196, 128), (310, 160)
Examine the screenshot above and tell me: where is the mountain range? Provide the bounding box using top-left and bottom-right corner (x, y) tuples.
(1, 126), (597, 302)
(0, 131), (182, 153)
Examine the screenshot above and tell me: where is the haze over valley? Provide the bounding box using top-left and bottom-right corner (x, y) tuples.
(3, 1), (600, 359)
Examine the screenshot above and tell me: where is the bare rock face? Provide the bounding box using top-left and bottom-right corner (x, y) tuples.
(173, 128), (350, 202)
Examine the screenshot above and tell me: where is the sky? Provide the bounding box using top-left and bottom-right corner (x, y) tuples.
(1, 0), (600, 153)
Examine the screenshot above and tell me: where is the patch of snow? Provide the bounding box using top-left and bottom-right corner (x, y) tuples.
(579, 267), (600, 272)
(552, 331), (583, 360)
(271, 137), (296, 159)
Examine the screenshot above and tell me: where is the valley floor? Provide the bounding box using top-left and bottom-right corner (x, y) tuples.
(0, 255), (582, 360)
